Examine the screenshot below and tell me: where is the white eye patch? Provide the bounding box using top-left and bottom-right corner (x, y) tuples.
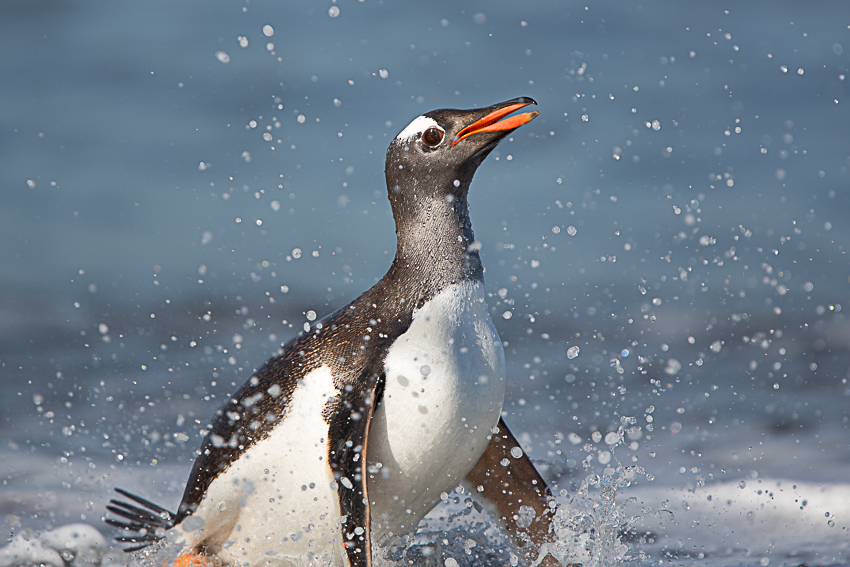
(394, 115), (441, 144)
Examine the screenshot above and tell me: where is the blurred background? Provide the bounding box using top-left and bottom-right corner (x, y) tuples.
(1, 1), (848, 565)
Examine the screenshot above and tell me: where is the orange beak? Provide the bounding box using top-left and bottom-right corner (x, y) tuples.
(451, 99), (539, 146)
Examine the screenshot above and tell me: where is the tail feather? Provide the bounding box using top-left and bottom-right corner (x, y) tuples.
(104, 488), (177, 552)
(114, 487), (176, 520)
(114, 534), (162, 544)
(104, 517), (146, 532)
(106, 501), (171, 528)
(122, 543), (159, 553)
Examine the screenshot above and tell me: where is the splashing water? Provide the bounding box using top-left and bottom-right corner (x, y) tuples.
(374, 489), (517, 567)
(0, 461), (651, 567)
(376, 524), (515, 567)
(373, 456), (652, 567)
(521, 417), (654, 566)
(535, 464), (652, 567)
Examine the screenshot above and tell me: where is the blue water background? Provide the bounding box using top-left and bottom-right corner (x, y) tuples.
(1, 1), (848, 564)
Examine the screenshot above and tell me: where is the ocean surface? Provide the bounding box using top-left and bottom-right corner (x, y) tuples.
(1, 1), (848, 566)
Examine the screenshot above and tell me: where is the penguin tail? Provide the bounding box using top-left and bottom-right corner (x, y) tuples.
(104, 488), (177, 552)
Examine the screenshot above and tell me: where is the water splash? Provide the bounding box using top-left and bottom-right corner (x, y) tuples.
(532, 417), (655, 566)
(113, 448), (653, 567)
(536, 464), (652, 567)
(373, 458), (652, 567)
(374, 487), (518, 567)
(376, 524), (515, 567)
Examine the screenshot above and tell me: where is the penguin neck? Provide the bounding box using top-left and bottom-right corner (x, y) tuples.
(391, 189), (483, 288)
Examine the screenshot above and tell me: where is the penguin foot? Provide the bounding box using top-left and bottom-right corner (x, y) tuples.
(173, 552), (213, 567)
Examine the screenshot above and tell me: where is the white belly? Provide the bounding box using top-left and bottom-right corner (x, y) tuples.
(368, 280), (506, 539)
(174, 366), (346, 567)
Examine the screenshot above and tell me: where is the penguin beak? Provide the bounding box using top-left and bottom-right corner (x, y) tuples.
(451, 97), (538, 147)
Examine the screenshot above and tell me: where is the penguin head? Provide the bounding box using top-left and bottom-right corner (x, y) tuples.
(385, 97), (538, 210)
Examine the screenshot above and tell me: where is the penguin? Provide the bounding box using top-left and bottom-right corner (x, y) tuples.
(106, 97), (561, 567)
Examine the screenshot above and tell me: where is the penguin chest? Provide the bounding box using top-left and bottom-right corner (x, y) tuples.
(368, 280), (506, 537)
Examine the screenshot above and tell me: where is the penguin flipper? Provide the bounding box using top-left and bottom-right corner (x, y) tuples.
(327, 370), (384, 567)
(465, 418), (562, 566)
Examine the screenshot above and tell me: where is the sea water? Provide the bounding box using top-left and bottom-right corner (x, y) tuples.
(2, 1), (849, 566)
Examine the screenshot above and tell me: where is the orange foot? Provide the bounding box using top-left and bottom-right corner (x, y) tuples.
(173, 553), (213, 567)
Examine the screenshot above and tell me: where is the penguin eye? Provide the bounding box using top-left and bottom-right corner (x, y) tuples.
(421, 127), (444, 147)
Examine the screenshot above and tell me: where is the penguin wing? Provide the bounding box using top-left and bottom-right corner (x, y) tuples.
(465, 418), (557, 565)
(173, 349), (304, 521)
(327, 365), (385, 567)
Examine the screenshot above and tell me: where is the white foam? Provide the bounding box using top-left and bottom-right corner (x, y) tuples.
(0, 524), (108, 567)
(627, 479), (850, 562)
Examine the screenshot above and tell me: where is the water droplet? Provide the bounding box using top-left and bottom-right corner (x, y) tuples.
(262, 24), (274, 37)
(515, 505), (535, 529)
(567, 346), (580, 359)
(215, 51), (230, 64)
(665, 358), (681, 375)
(328, 5), (340, 17)
(510, 447), (523, 459)
(420, 365), (431, 376)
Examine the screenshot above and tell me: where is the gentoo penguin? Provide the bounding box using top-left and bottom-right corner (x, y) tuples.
(106, 97), (561, 567)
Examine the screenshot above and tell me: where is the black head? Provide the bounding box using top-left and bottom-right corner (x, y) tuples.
(385, 97), (538, 217)
(382, 97), (538, 284)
